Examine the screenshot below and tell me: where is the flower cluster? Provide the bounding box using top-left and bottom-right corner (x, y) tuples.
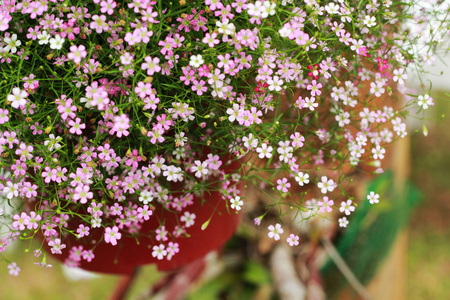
(0, 0), (448, 274)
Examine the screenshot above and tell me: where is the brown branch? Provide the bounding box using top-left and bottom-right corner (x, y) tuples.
(270, 244), (307, 300)
(321, 237), (373, 300)
(110, 268), (139, 300)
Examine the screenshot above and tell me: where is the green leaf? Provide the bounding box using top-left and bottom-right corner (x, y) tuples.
(243, 261), (272, 285)
(201, 218), (210, 230)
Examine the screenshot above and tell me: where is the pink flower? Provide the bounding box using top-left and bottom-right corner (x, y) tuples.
(87, 201), (104, 219)
(97, 143), (113, 161)
(0, 108), (9, 124)
(287, 234), (300, 246)
(49, 239), (66, 255)
(77, 224), (90, 238)
(202, 32), (220, 47)
(68, 118), (86, 135)
(290, 132), (305, 148)
(137, 205), (153, 220)
(67, 44), (87, 64)
(276, 178), (291, 193)
(27, 211), (42, 230)
(11, 160), (26, 176)
(166, 242), (180, 260)
(191, 79), (207, 95)
(111, 113), (130, 137)
(23, 74), (39, 90)
(158, 37), (176, 56)
(15, 142), (33, 161)
(180, 211), (196, 228)
(152, 244), (167, 260)
(73, 185), (93, 204)
(307, 80), (322, 96)
(82, 250), (95, 262)
(134, 81), (153, 98)
(43, 223), (57, 237)
(90, 14), (109, 33)
(125, 149), (142, 169)
(318, 196), (334, 213)
(58, 101), (77, 120)
(104, 226), (121, 246)
(232, 0), (248, 13)
(141, 56), (161, 75)
(156, 226), (168, 241)
(100, 0), (116, 15)
(8, 262), (20, 276)
(12, 212), (30, 230)
(22, 182), (37, 198)
(90, 89), (110, 110)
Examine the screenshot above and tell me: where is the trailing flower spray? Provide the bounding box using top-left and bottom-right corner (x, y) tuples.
(0, 0), (448, 275)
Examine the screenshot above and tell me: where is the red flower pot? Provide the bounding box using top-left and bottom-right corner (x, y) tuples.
(40, 157), (242, 275)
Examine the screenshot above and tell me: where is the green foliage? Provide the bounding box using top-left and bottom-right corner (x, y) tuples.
(242, 261), (272, 285)
(320, 171), (421, 298)
(186, 257), (273, 300)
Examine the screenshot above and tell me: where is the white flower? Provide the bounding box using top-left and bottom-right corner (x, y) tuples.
(230, 196), (244, 211)
(338, 217), (349, 228)
(247, 1), (263, 17)
(216, 19), (235, 35)
(393, 68), (407, 85)
(37, 31), (50, 45)
(3, 181), (19, 200)
(191, 160), (209, 178)
(7, 87), (28, 109)
(226, 103), (242, 122)
(325, 3), (340, 14)
(163, 165), (183, 182)
(91, 217), (102, 228)
(317, 176), (336, 194)
(417, 94), (433, 110)
(363, 15), (377, 28)
(339, 200), (355, 215)
(335, 110), (350, 127)
(189, 54), (204, 68)
(295, 172), (310, 186)
(180, 211), (196, 228)
(49, 34), (65, 50)
(367, 191), (380, 204)
(44, 134), (62, 151)
(139, 190), (153, 204)
(242, 133), (259, 149)
(262, 1), (276, 17)
(256, 143), (273, 159)
(267, 75), (283, 92)
(268, 223), (283, 241)
(3, 34), (21, 54)
(371, 145), (385, 160)
(152, 244), (167, 260)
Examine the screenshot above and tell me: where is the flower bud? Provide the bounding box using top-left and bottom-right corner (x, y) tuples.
(140, 127), (148, 136)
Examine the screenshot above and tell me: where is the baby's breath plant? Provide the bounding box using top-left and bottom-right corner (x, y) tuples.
(0, 0), (449, 275)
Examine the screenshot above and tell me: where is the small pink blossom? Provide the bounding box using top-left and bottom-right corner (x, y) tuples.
(104, 226), (121, 246)
(287, 234), (300, 246)
(67, 44), (87, 64)
(318, 196), (334, 213)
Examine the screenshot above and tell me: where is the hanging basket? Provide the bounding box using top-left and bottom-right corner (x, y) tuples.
(38, 157), (243, 275)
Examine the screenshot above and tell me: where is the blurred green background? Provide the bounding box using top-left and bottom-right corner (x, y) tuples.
(408, 91), (450, 300)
